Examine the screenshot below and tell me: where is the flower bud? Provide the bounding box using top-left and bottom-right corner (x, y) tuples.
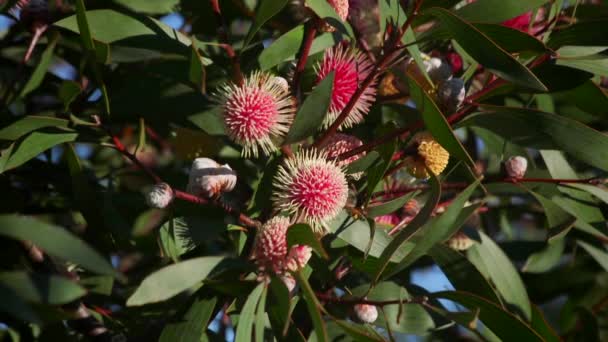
(281, 274), (297, 293)
(437, 78), (466, 112)
(272, 76), (290, 92)
(187, 158), (236, 197)
(446, 231), (474, 251)
(285, 245), (312, 272)
(145, 182), (174, 209)
(374, 214), (399, 228)
(354, 303), (378, 323)
(403, 199), (420, 217)
(252, 217), (290, 275)
(504, 156), (527, 179)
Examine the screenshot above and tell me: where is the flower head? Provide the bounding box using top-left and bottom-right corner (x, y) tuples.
(319, 134), (365, 179)
(215, 71), (295, 157)
(354, 303), (378, 323)
(315, 45), (377, 129)
(187, 158), (237, 197)
(252, 216), (291, 275)
(404, 132), (450, 179)
(504, 156), (528, 179)
(145, 182), (174, 209)
(273, 149), (348, 231)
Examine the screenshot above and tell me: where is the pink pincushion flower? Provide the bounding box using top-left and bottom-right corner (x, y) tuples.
(215, 71), (295, 157)
(273, 149), (348, 231)
(315, 45), (377, 129)
(252, 216), (290, 275)
(320, 133), (364, 165)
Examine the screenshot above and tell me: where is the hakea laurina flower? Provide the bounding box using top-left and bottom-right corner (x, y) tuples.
(354, 303), (379, 323)
(404, 132), (450, 179)
(285, 245), (313, 272)
(319, 133), (365, 179)
(187, 158), (237, 198)
(215, 71), (295, 157)
(504, 156), (528, 179)
(446, 231), (475, 251)
(315, 45), (377, 129)
(273, 149), (349, 231)
(145, 183), (174, 209)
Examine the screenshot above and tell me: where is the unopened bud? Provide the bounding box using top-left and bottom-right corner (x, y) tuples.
(438, 77), (465, 112)
(272, 76), (290, 92)
(403, 199), (420, 217)
(446, 231), (474, 251)
(285, 245), (312, 272)
(145, 182), (174, 209)
(354, 303), (378, 323)
(281, 274), (297, 293)
(504, 156), (527, 179)
(187, 158), (237, 197)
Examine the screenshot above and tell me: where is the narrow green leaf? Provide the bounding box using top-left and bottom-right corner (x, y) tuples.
(287, 224), (328, 259)
(366, 192), (417, 218)
(113, 0), (179, 14)
(456, 0), (548, 23)
(578, 241), (608, 272)
(259, 25), (304, 70)
(0, 215), (117, 278)
(254, 286), (268, 342)
(284, 72), (334, 144)
(428, 7), (547, 91)
(346, 151), (380, 174)
(373, 174), (441, 282)
(0, 283), (40, 324)
(530, 304), (561, 342)
(366, 123), (398, 200)
(332, 319), (385, 342)
(235, 282), (265, 342)
(522, 238), (566, 273)
(58, 81), (82, 110)
(189, 45), (206, 93)
(548, 19), (608, 48)
(3, 132), (78, 172)
(244, 0), (289, 46)
(79, 276), (114, 296)
(295, 271), (328, 342)
(188, 107), (225, 136)
(20, 33), (59, 97)
(159, 295), (218, 342)
(74, 0), (95, 50)
(305, 0), (354, 37)
(434, 291), (543, 341)
(0, 271), (86, 305)
(127, 256), (224, 306)
(0, 116), (70, 141)
(467, 232), (532, 320)
(557, 57), (608, 77)
(523, 188), (576, 240)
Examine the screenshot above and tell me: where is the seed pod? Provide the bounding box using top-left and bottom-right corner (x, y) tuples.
(446, 231), (475, 251)
(187, 158), (237, 197)
(504, 156), (528, 179)
(437, 77), (466, 113)
(424, 57), (452, 85)
(354, 303), (379, 323)
(145, 183), (174, 209)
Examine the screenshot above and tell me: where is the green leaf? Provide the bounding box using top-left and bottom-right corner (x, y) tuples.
(58, 81), (82, 110)
(235, 282), (265, 342)
(295, 271), (328, 342)
(3, 132), (78, 172)
(79, 276), (114, 296)
(428, 7), (547, 91)
(127, 256), (224, 306)
(547, 19), (608, 48)
(366, 123), (398, 200)
(578, 241), (608, 272)
(523, 188), (576, 240)
(346, 151), (380, 174)
(352, 282), (435, 335)
(287, 224), (328, 259)
(254, 286), (268, 342)
(459, 108), (608, 172)
(405, 72), (477, 171)
(0, 283), (40, 324)
(0, 271), (86, 305)
(472, 24), (547, 53)
(189, 45), (206, 94)
(332, 319), (385, 342)
(429, 244), (502, 304)
(305, 0), (354, 37)
(387, 181), (481, 276)
(467, 231), (532, 320)
(159, 295), (217, 342)
(557, 56), (608, 77)
(559, 81), (608, 119)
(373, 174), (441, 282)
(366, 192), (417, 218)
(74, 0), (95, 50)
(0, 215), (118, 278)
(530, 304), (561, 342)
(522, 238), (566, 273)
(20, 33), (59, 97)
(188, 107), (225, 136)
(434, 291), (543, 341)
(329, 211), (395, 259)
(456, 0), (549, 23)
(113, 0), (179, 14)
(259, 25), (304, 71)
(244, 0), (289, 47)
(284, 72), (334, 144)
(0, 116), (70, 141)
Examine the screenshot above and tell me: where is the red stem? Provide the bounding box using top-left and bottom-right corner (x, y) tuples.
(211, 0), (243, 85)
(292, 21), (317, 97)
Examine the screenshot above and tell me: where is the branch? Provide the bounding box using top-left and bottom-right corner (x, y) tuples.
(211, 0), (244, 85)
(292, 20), (318, 98)
(315, 292), (428, 307)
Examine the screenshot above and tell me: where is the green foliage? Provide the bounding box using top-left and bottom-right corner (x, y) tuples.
(1, 0), (608, 340)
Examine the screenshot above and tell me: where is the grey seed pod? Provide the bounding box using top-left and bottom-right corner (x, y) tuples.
(437, 77), (466, 113)
(425, 57), (453, 85)
(354, 303), (379, 323)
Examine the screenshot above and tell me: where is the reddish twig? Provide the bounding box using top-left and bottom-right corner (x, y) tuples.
(292, 20), (318, 98)
(315, 292), (428, 307)
(211, 0), (244, 85)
